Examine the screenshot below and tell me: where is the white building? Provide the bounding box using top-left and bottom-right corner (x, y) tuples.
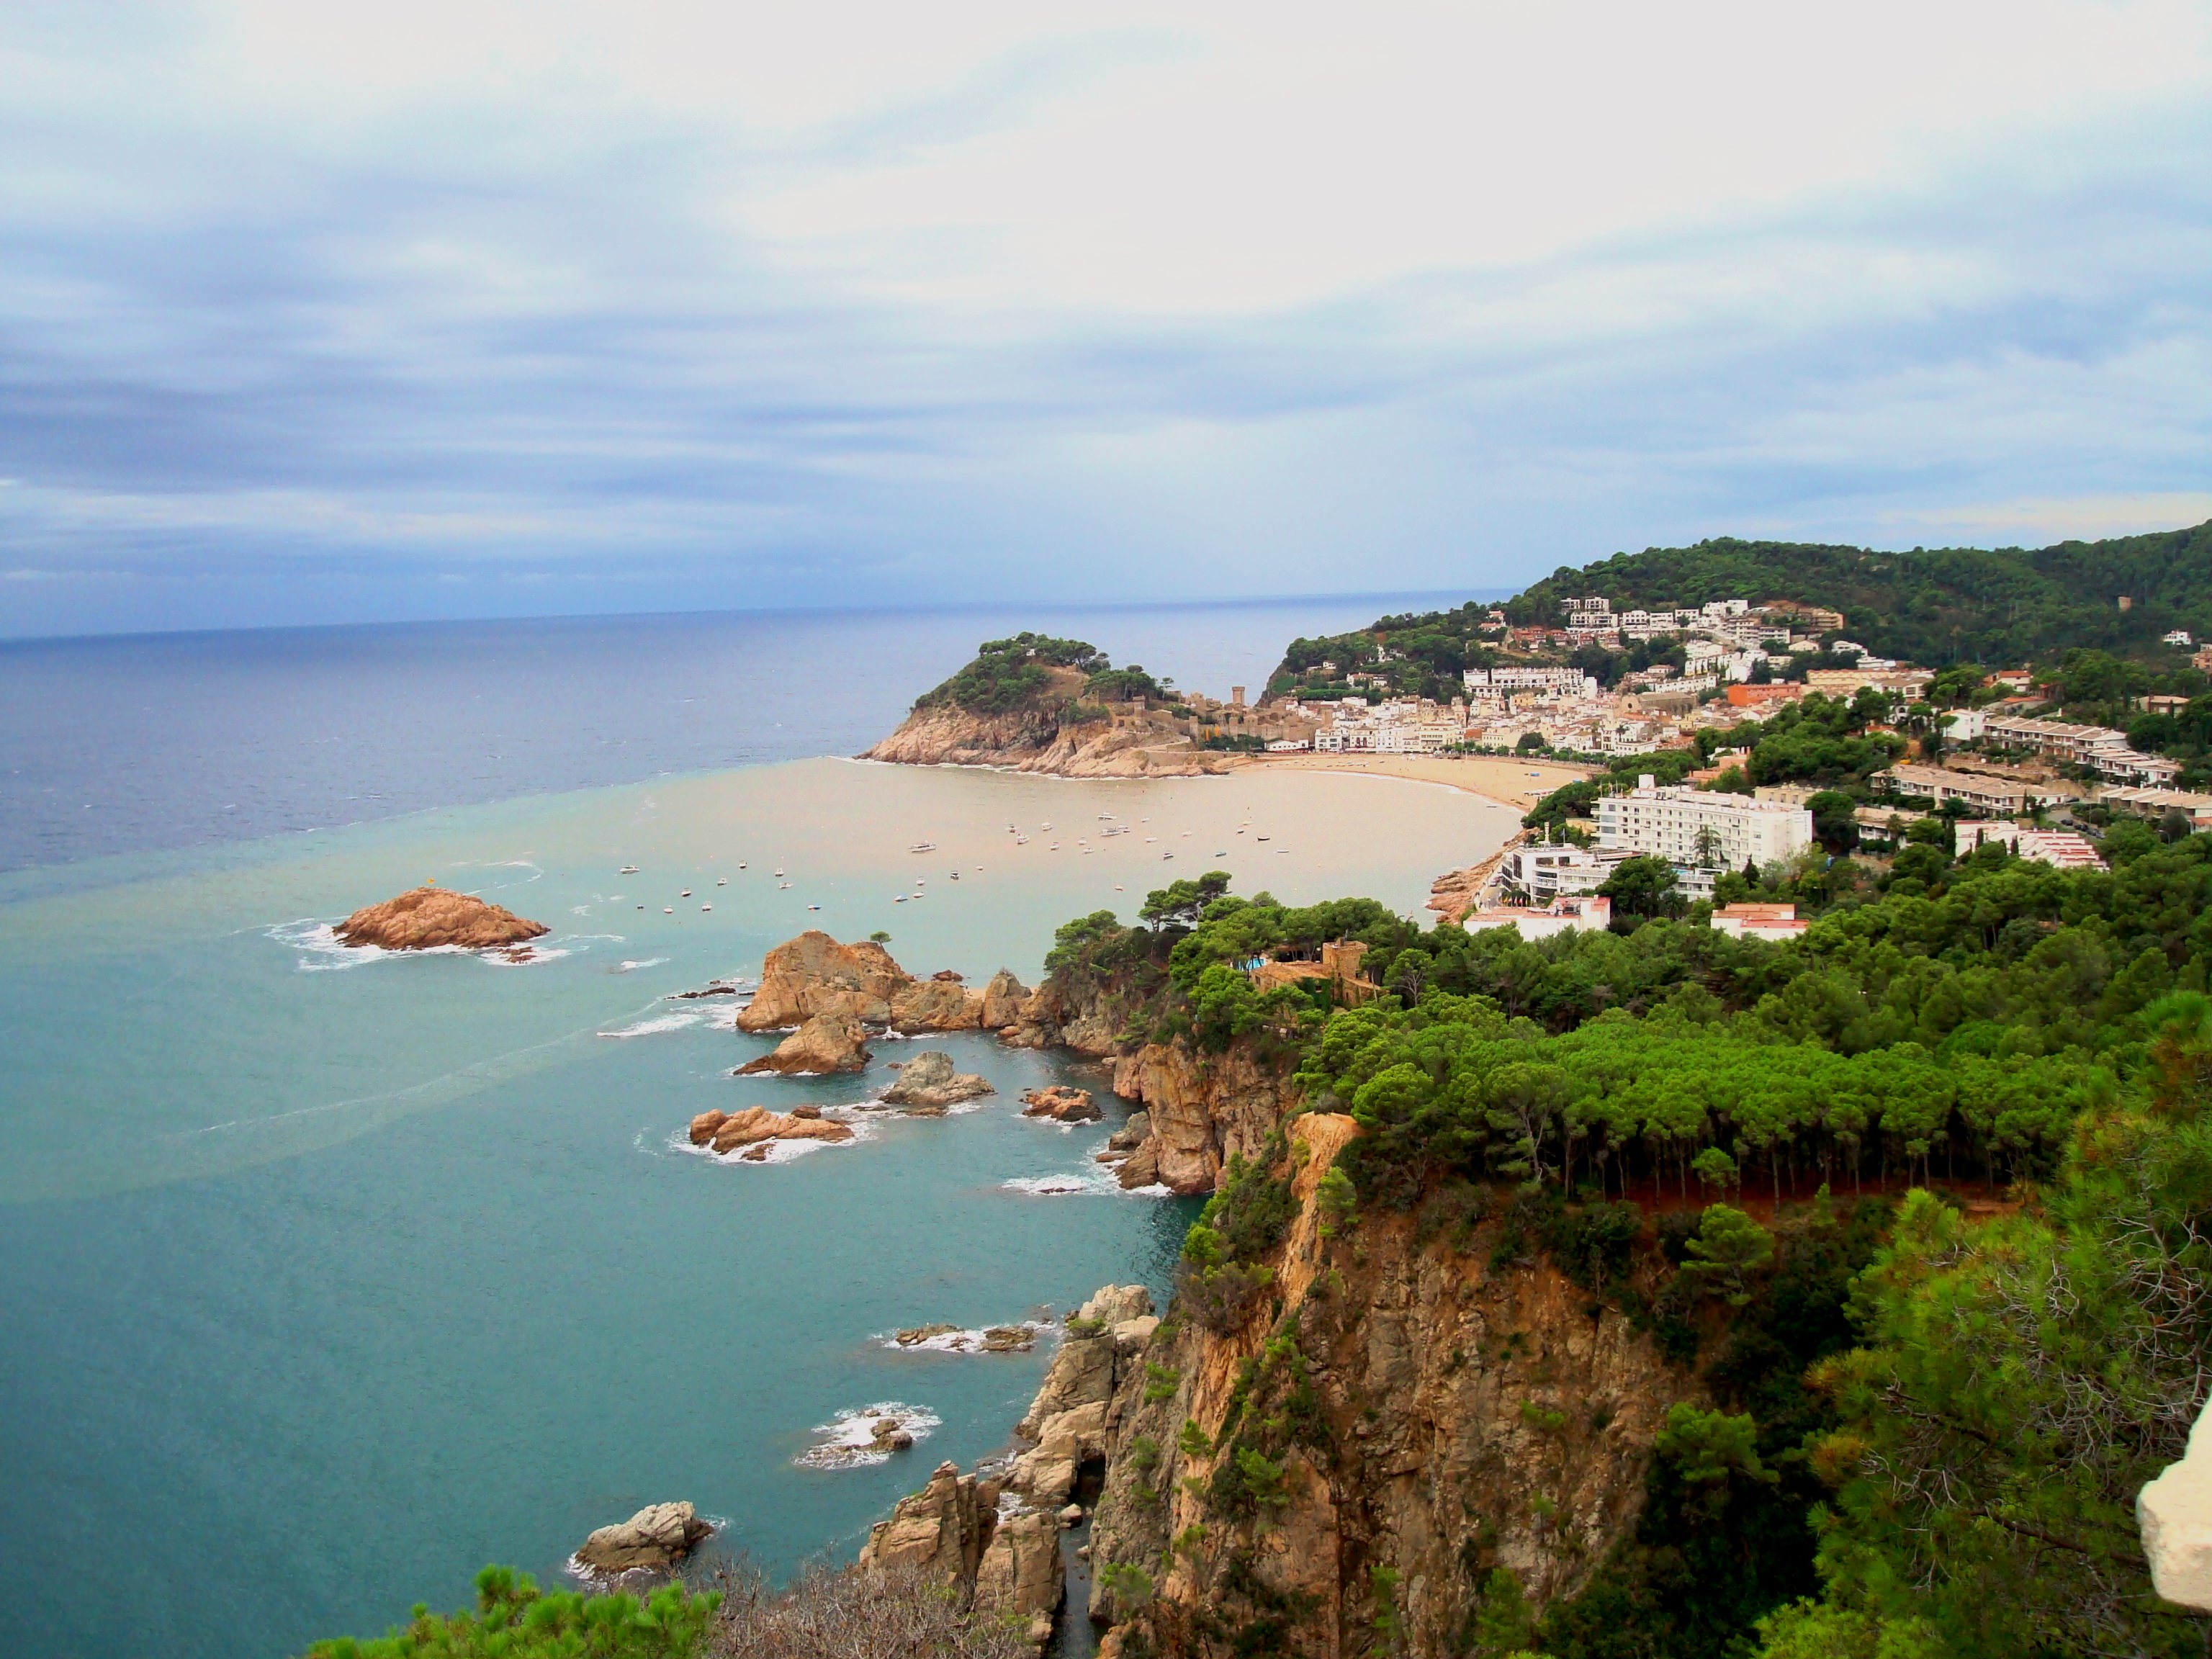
(1462, 894), (1611, 940)
(1709, 902), (1809, 942)
(1959, 821), (2103, 870)
(1596, 776), (1815, 868)
(1498, 844), (1619, 901)
(1465, 667), (1599, 698)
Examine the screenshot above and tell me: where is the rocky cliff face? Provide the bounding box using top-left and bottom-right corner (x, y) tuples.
(1083, 1114), (1691, 1659)
(860, 1115), (1690, 1658)
(1004, 968), (1303, 1196)
(858, 1286), (1161, 1645)
(864, 705), (1232, 778)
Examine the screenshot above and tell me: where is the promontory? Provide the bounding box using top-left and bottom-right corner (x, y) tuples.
(863, 633), (1235, 776)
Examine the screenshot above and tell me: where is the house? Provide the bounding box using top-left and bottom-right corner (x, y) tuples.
(1709, 902), (1809, 942)
(1959, 821), (2103, 870)
(1875, 764), (2039, 817)
(1461, 894), (1612, 940)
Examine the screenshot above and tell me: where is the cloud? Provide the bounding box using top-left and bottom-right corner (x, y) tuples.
(0, 1), (2207, 636)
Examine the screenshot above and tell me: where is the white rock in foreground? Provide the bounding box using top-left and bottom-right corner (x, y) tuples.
(2141, 1400), (2212, 1609)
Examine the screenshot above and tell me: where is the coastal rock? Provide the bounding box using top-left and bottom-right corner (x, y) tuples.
(335, 885), (548, 951)
(1113, 1141), (1161, 1189)
(1107, 1111), (1151, 1151)
(980, 970), (1031, 1030)
(739, 932), (909, 1031)
(890, 979), (982, 1033)
(737, 1011), (871, 1075)
(574, 1502), (711, 1573)
(859, 1460), (987, 1583)
(692, 1106), (856, 1153)
(1109, 1038), (1300, 1195)
(1020, 1085), (1100, 1123)
(881, 1051), (994, 1110)
(861, 1284), (1159, 1627)
(739, 930), (1019, 1038)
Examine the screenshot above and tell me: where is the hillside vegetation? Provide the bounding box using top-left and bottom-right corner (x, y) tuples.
(1270, 519), (2212, 695)
(912, 633), (1171, 717)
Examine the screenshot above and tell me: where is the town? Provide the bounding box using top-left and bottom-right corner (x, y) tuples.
(1168, 590), (2212, 943)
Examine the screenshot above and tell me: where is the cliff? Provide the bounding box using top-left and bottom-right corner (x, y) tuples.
(1002, 963), (1299, 1195)
(865, 703), (1232, 777)
(860, 1118), (1693, 1658)
(863, 634), (1231, 776)
(1084, 1115), (1689, 1659)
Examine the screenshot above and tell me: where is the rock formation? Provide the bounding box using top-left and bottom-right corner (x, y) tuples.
(980, 969), (1031, 1030)
(336, 885), (548, 951)
(574, 1501), (711, 1573)
(737, 1010), (873, 1074)
(1020, 1085), (1101, 1123)
(882, 1051), (994, 1111)
(690, 1106), (855, 1153)
(737, 931), (1031, 1046)
(2141, 1398), (2212, 1609)
(860, 1287), (1160, 1647)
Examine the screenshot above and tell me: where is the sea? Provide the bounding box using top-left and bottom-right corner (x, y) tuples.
(0, 600), (1519, 1659)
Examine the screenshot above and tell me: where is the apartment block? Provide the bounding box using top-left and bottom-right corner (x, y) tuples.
(1596, 777), (1815, 868)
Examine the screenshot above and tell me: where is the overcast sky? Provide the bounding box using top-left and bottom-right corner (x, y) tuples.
(1, 1), (2209, 638)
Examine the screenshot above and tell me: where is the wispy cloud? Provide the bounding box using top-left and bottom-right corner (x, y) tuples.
(0, 1), (2206, 637)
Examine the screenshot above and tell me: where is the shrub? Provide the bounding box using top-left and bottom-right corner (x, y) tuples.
(308, 1566), (717, 1659)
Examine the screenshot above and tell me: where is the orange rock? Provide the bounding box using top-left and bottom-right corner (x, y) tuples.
(335, 886), (548, 950)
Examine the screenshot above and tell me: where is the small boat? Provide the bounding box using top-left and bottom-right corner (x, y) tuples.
(1016, 835), (1029, 845)
(1048, 843), (1060, 852)
(894, 894), (908, 904)
(1041, 821), (1052, 830)
(680, 889), (692, 898)
(637, 904), (645, 910)
(619, 865), (639, 875)
(807, 904), (821, 912)
(909, 842), (937, 853)
(950, 871), (960, 881)
(663, 907), (674, 914)
(1256, 835), (1270, 842)
(773, 867), (785, 877)
(778, 881), (793, 890)
(1163, 852), (1174, 860)
(716, 877), (727, 886)
(701, 904), (712, 912)
(737, 862), (747, 869)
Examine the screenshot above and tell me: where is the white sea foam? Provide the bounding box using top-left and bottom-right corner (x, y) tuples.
(666, 1115), (873, 1166)
(701, 1004), (742, 1031)
(796, 1402), (940, 1469)
(596, 1012), (700, 1038)
(614, 958), (670, 974)
(1002, 1164), (1172, 1198)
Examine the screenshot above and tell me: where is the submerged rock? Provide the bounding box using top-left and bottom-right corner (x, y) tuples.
(336, 886), (548, 951)
(575, 1501), (711, 1573)
(882, 1051), (994, 1110)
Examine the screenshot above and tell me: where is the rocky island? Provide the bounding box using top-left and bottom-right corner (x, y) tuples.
(863, 632), (1234, 777)
(335, 884), (549, 950)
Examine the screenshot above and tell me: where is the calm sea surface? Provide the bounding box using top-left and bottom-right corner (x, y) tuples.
(0, 601), (1515, 1659)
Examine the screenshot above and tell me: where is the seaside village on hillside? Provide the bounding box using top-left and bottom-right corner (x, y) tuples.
(1184, 592), (2212, 945)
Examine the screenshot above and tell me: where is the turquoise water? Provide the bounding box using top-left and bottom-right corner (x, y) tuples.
(0, 756), (1517, 1658)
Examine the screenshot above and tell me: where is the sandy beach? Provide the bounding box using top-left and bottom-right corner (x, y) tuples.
(1232, 750), (1598, 811)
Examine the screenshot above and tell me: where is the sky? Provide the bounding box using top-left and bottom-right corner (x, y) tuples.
(1, 1), (2209, 639)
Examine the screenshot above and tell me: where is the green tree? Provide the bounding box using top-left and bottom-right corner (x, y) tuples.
(1598, 855), (1684, 925)
(1680, 1203), (1774, 1306)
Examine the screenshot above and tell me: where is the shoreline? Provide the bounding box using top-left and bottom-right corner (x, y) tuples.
(1224, 750), (1597, 811)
